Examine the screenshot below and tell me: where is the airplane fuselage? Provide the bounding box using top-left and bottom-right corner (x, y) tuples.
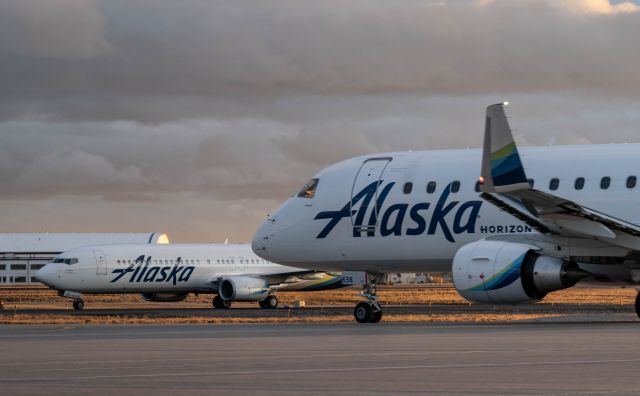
(253, 144), (640, 276)
(37, 243), (311, 294)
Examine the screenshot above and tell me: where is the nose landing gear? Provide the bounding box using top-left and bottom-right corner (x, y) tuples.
(353, 273), (383, 323)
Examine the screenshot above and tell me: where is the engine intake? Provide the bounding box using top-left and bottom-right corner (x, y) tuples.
(218, 276), (270, 301)
(452, 240), (590, 304)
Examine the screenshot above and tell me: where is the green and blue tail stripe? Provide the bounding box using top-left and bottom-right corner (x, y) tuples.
(466, 253), (525, 292)
(490, 142), (528, 187)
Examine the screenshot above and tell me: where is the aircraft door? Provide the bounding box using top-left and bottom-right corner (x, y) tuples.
(350, 157), (392, 234)
(94, 250), (107, 275)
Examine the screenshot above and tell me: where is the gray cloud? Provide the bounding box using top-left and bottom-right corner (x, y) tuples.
(2, 0), (640, 123)
(1, 0), (640, 241)
(0, 0), (112, 59)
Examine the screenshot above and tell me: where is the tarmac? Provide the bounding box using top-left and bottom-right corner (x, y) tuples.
(1, 320), (640, 395)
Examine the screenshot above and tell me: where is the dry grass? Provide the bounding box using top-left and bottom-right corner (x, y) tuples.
(0, 285), (635, 325)
(0, 312), (558, 325)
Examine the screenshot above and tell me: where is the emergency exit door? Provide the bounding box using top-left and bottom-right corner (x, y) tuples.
(94, 250), (107, 275)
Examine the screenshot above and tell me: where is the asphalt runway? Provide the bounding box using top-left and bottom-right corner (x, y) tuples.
(1, 322), (640, 395)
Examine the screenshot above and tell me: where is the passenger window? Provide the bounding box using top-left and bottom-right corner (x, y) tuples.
(600, 177), (611, 190)
(451, 181), (461, 193)
(627, 176), (637, 189)
(426, 181), (437, 194)
(296, 178), (319, 198)
(574, 177), (585, 190)
(528, 179), (535, 188)
(403, 182), (413, 194)
(549, 178), (559, 191)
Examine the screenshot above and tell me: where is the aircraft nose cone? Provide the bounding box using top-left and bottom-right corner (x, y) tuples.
(34, 264), (56, 288)
(252, 217), (273, 256)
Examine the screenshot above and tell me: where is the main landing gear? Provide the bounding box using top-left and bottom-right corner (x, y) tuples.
(72, 300), (85, 310)
(635, 292), (640, 319)
(212, 295), (232, 309)
(353, 273), (383, 324)
(259, 295), (278, 309)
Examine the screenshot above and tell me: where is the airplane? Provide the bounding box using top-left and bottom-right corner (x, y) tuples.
(35, 243), (346, 310)
(252, 102), (640, 323)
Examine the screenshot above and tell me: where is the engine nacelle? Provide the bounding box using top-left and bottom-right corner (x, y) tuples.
(452, 240), (590, 304)
(218, 276), (270, 301)
(140, 292), (189, 302)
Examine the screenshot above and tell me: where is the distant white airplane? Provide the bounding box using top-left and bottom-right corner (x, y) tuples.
(35, 243), (345, 310)
(253, 103), (640, 323)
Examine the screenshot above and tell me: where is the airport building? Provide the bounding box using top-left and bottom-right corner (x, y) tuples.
(0, 233), (169, 285)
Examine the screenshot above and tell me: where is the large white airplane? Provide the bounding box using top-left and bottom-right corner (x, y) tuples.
(35, 243), (345, 310)
(253, 103), (640, 323)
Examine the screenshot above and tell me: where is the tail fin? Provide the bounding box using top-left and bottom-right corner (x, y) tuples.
(480, 103), (530, 193)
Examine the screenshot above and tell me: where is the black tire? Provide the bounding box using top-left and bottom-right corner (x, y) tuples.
(635, 293), (640, 319)
(73, 300), (84, 310)
(354, 302), (373, 323)
(212, 295), (231, 309)
(370, 308), (383, 323)
(258, 299), (267, 308)
(264, 295), (278, 309)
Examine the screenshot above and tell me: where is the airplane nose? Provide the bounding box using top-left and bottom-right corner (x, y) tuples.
(34, 264), (57, 288)
(252, 216), (274, 255)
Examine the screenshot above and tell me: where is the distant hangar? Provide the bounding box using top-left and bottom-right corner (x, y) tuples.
(0, 233), (169, 285)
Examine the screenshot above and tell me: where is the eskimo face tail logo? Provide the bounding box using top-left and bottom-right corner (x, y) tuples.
(313, 181), (483, 242)
(111, 255), (195, 285)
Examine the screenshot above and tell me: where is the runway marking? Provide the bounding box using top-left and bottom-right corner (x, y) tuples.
(3, 358), (640, 382)
(10, 350), (518, 369)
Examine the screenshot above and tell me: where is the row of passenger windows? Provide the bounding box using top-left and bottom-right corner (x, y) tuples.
(529, 176), (636, 191)
(114, 258), (271, 266)
(402, 175), (639, 195)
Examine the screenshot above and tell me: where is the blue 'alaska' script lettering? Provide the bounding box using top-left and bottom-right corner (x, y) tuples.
(314, 181), (483, 242)
(111, 255), (195, 285)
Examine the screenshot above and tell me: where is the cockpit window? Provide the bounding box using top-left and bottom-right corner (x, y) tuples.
(53, 258), (78, 265)
(296, 178), (319, 198)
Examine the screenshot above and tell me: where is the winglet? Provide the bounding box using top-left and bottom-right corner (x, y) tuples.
(480, 103), (530, 193)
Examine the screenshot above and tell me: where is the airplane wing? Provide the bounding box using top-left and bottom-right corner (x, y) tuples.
(480, 103), (640, 251)
(210, 270), (328, 286)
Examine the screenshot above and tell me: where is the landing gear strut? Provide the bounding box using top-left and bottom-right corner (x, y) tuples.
(212, 295), (232, 309)
(259, 295), (278, 309)
(72, 300), (85, 310)
(353, 273), (383, 323)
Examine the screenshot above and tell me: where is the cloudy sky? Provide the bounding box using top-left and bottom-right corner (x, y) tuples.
(1, 0), (640, 242)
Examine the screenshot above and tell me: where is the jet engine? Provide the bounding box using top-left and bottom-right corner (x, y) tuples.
(452, 239), (590, 304)
(218, 276), (270, 301)
(140, 292), (189, 302)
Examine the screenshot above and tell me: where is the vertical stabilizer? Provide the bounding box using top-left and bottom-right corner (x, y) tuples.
(481, 103), (530, 193)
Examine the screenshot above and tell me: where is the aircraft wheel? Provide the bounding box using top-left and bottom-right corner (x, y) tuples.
(635, 292), (640, 319)
(212, 295), (231, 309)
(354, 302), (373, 323)
(72, 300), (84, 310)
(370, 308), (383, 323)
(261, 295), (278, 309)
